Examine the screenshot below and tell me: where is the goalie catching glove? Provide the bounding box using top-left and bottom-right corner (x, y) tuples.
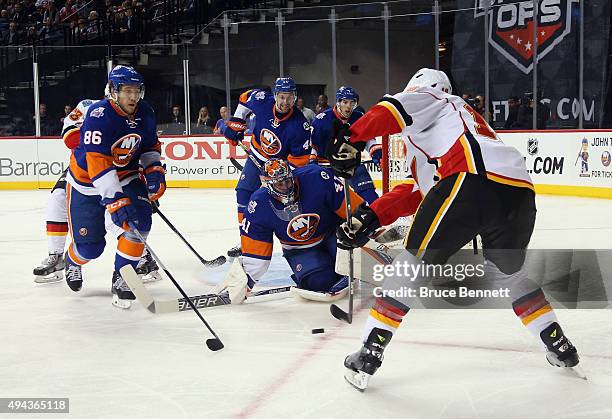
(324, 119), (364, 178)
(337, 202), (381, 249)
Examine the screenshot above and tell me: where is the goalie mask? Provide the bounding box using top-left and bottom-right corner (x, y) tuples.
(260, 158), (296, 206)
(405, 68), (452, 95)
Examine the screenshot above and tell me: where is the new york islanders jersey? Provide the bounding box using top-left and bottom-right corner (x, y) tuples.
(67, 99), (161, 200)
(234, 89), (311, 166)
(310, 107), (380, 163)
(240, 165), (363, 281)
(62, 99), (98, 150)
(349, 87), (534, 224)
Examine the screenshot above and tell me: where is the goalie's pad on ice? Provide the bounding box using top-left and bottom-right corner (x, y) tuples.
(213, 258), (249, 304)
(291, 284), (348, 302)
(335, 241), (395, 285)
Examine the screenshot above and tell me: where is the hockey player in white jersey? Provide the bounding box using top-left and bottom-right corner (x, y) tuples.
(32, 98), (160, 284)
(326, 68), (582, 390)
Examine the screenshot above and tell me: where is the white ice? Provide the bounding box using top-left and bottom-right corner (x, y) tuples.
(1, 189), (611, 419)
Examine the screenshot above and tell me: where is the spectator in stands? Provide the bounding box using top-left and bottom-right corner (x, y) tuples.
(474, 94), (486, 116)
(11, 2), (26, 24)
(315, 94), (330, 114)
(504, 97), (520, 130)
(58, 0), (77, 23)
(296, 97), (315, 123)
(513, 92), (550, 130)
(43, 1), (58, 25)
(25, 24), (38, 44)
(170, 105), (182, 124)
(60, 104), (72, 124)
(85, 10), (99, 38)
(37, 103), (60, 135)
(3, 21), (21, 45)
(0, 10), (9, 33)
(213, 105), (228, 134)
(193, 106), (214, 132)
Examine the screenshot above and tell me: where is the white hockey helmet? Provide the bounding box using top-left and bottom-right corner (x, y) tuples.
(405, 68), (452, 95)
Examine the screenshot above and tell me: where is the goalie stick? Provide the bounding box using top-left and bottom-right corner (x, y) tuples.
(125, 226), (224, 352)
(120, 263), (292, 313)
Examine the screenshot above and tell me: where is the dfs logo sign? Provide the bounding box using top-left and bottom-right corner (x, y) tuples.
(474, 0), (577, 74)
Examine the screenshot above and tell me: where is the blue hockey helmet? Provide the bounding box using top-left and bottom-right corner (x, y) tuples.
(336, 86), (359, 103)
(108, 65), (145, 100)
(273, 77), (297, 94)
(260, 158), (295, 205)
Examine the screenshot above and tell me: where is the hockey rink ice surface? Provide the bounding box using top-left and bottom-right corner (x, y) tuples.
(1, 189), (612, 419)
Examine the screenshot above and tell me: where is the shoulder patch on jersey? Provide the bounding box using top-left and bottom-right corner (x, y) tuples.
(259, 129), (282, 156)
(315, 112), (326, 119)
(111, 134), (141, 167)
(303, 122), (310, 131)
(255, 91), (266, 101)
(287, 213), (320, 242)
(247, 200), (257, 214)
(90, 107), (105, 118)
(320, 170), (330, 180)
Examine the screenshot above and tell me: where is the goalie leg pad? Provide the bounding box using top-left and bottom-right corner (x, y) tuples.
(213, 258), (249, 304)
(284, 236), (343, 293)
(291, 276), (348, 302)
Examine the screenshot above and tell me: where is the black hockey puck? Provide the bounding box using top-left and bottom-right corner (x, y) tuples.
(311, 328), (325, 334)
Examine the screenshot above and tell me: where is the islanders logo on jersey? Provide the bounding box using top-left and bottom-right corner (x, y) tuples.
(260, 129), (282, 156)
(287, 213), (320, 242)
(111, 134), (141, 167)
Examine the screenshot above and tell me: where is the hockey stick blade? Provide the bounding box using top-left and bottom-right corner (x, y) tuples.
(330, 303), (351, 323)
(201, 255), (227, 268)
(206, 338), (224, 351)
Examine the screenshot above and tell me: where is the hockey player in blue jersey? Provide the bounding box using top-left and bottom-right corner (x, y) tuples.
(65, 65), (166, 308)
(223, 158), (363, 303)
(222, 77), (312, 256)
(310, 86), (381, 204)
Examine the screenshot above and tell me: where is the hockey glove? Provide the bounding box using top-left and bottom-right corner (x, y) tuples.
(103, 193), (139, 231)
(369, 144), (383, 166)
(337, 202), (381, 250)
(325, 119), (364, 178)
(223, 116), (247, 146)
(144, 163), (166, 202)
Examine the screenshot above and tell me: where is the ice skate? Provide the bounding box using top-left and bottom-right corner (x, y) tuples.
(540, 322), (586, 379)
(227, 244), (242, 258)
(111, 270), (136, 309)
(344, 328), (393, 391)
(135, 249), (162, 283)
(64, 254), (83, 292)
(33, 253), (65, 284)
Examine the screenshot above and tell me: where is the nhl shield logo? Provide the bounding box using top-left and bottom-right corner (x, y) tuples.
(287, 213), (320, 242)
(475, 0), (576, 74)
(527, 138), (538, 155)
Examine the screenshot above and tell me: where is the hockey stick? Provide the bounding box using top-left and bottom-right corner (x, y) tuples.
(118, 264), (292, 313)
(152, 202), (226, 268)
(330, 178), (355, 324)
(126, 226), (224, 352)
(230, 157), (244, 171)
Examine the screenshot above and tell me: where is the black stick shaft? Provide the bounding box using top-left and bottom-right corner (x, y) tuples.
(130, 226), (223, 343)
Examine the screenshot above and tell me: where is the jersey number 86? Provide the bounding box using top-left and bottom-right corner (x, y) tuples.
(83, 130), (102, 145)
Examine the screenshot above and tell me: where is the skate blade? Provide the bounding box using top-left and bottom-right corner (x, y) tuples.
(112, 295), (133, 309)
(343, 369), (371, 392)
(141, 271), (163, 284)
(570, 365), (588, 380)
(34, 273), (63, 284)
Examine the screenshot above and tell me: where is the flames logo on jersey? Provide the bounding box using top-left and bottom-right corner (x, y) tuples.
(286, 213), (320, 242)
(111, 134), (141, 167)
(259, 129), (282, 156)
(475, 0), (575, 74)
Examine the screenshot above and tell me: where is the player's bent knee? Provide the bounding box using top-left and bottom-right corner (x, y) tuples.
(76, 241), (106, 260)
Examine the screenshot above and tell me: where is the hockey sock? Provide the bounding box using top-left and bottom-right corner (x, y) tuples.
(46, 221), (68, 254)
(512, 288), (558, 343)
(361, 296), (409, 343)
(115, 233), (145, 271)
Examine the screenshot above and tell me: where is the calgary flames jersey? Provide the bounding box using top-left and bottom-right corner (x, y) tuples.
(61, 99), (98, 150)
(240, 165), (363, 281)
(349, 86), (534, 224)
(67, 98), (161, 200)
(234, 89), (312, 167)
